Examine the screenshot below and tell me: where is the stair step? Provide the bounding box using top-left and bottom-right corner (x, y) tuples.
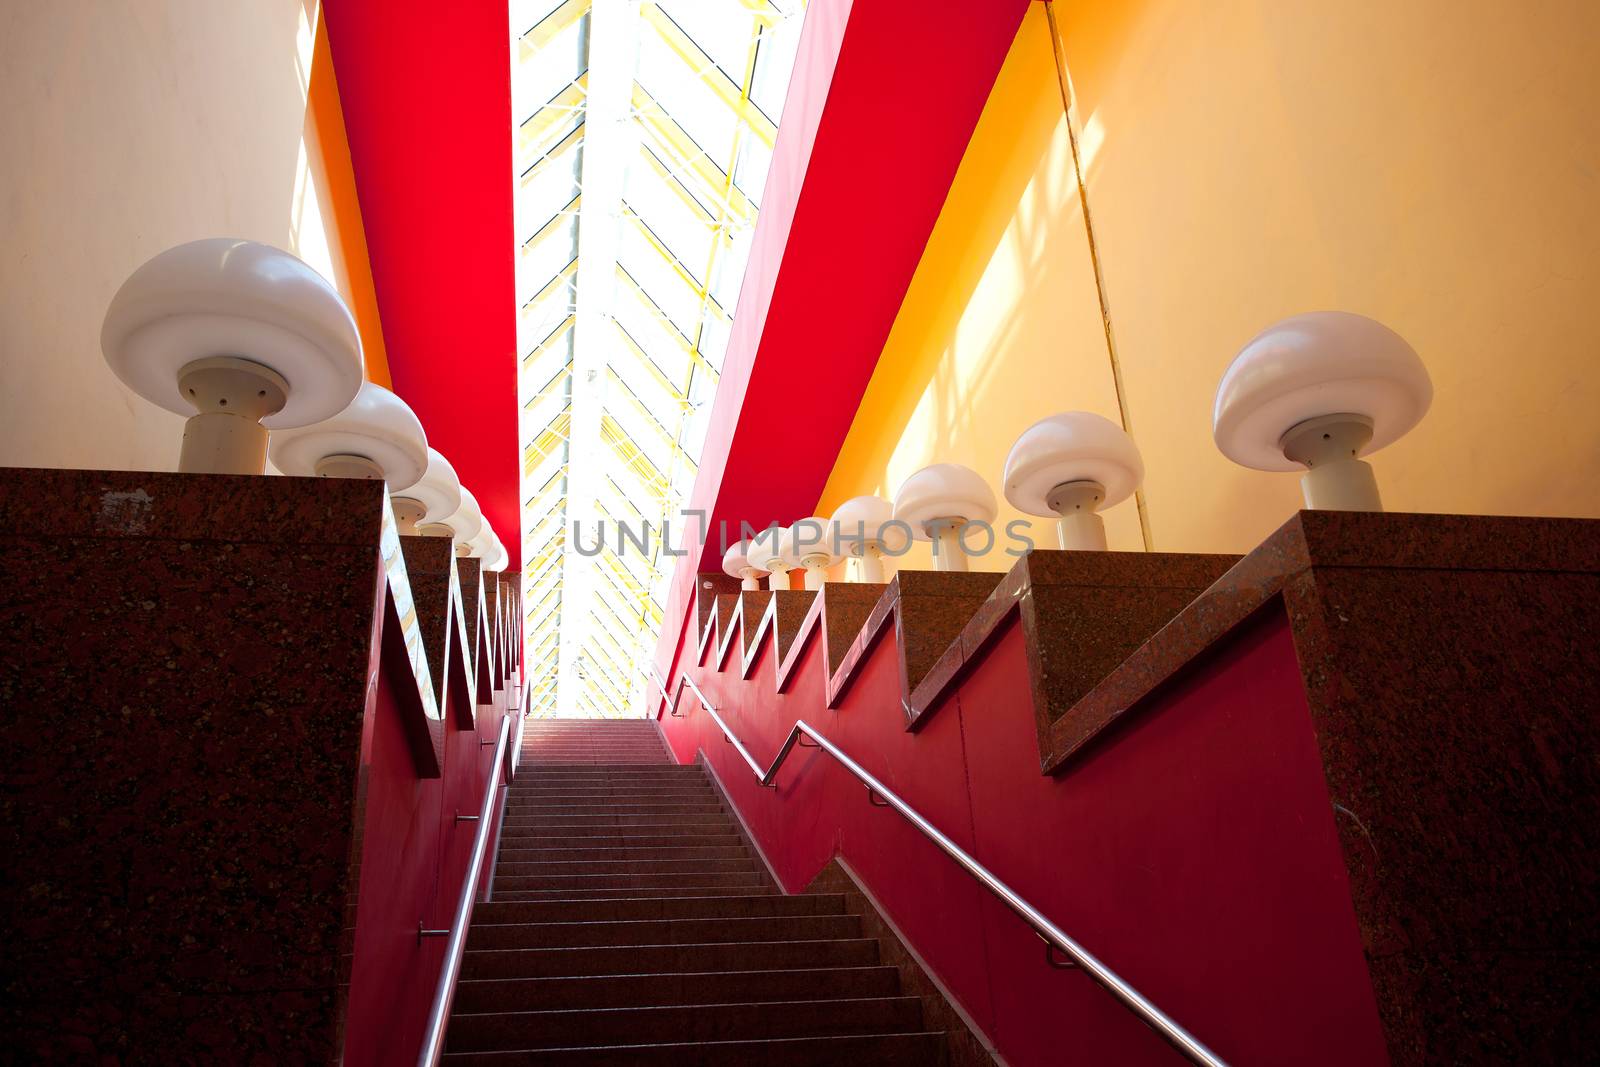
(441, 1030), (949, 1066)
(447, 994), (922, 1051)
(521, 749), (670, 756)
(460, 938), (881, 980)
(492, 872), (770, 893)
(490, 885), (779, 902)
(510, 785), (711, 795)
(473, 894), (845, 925)
(503, 802), (726, 813)
(519, 758), (672, 763)
(495, 846), (748, 862)
(512, 783), (713, 793)
(511, 775), (698, 782)
(522, 760), (672, 765)
(493, 858), (756, 877)
(451, 964), (899, 1014)
(495, 832), (741, 847)
(515, 775), (700, 783)
(468, 914), (862, 950)
(499, 815), (737, 829)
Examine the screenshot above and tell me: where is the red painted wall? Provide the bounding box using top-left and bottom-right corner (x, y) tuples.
(341, 625), (521, 1064)
(323, 0), (519, 565)
(661, 604), (1389, 1065)
(651, 0), (1031, 680)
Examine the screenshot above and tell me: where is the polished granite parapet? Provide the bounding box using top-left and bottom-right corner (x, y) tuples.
(457, 557), (484, 658)
(696, 572), (741, 637)
(1047, 510), (1600, 1063)
(737, 590), (775, 658)
(0, 465), (383, 542)
(399, 535), (462, 713)
(819, 581), (887, 675)
(920, 550), (1239, 738)
(497, 573), (520, 680)
(457, 557), (493, 701)
(481, 573), (501, 640)
(891, 571), (1006, 711)
(771, 590), (817, 662)
(714, 591), (739, 650)
(0, 466), (391, 1060)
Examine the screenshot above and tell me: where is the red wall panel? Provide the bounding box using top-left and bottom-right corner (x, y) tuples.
(343, 660), (448, 1067)
(663, 603), (1389, 1065)
(342, 635), (522, 1063)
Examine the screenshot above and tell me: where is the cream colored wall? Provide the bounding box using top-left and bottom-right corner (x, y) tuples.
(818, 5), (1136, 572)
(820, 0), (1600, 563)
(0, 1), (355, 474)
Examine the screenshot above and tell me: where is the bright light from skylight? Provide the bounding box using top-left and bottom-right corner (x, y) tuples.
(512, 0), (807, 718)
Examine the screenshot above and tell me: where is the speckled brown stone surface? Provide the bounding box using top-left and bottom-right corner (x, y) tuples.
(696, 571), (741, 636)
(820, 582), (887, 676)
(405, 536), (478, 727)
(891, 572), (1005, 718)
(714, 592), (739, 651)
(910, 550), (1238, 736)
(457, 557), (493, 701)
(738, 590), (774, 658)
(481, 574), (501, 673)
(1048, 510), (1600, 1063)
(771, 589), (816, 662)
(400, 535), (457, 707)
(497, 573), (519, 678)
(0, 467), (393, 1062)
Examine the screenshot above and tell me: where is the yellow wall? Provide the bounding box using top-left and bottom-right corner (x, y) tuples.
(819, 0), (1600, 562)
(0, 2), (384, 473)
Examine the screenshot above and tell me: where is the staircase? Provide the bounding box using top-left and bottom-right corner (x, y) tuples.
(441, 719), (948, 1064)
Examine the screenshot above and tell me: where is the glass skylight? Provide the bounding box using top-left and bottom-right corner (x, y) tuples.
(512, 0), (807, 718)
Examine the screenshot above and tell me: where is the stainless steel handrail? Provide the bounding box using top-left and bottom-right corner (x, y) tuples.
(510, 679), (528, 778)
(645, 664), (1227, 1067)
(416, 691), (523, 1067)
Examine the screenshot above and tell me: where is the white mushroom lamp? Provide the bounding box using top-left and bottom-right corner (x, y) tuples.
(443, 489), (486, 556)
(722, 540), (768, 591)
(1003, 412), (1144, 551)
(779, 516), (840, 591)
(1214, 311), (1432, 512)
(100, 238), (364, 475)
(397, 448), (463, 536)
(461, 526), (495, 561)
(481, 532), (509, 573)
(748, 526), (792, 591)
(830, 495), (894, 582)
(893, 463), (998, 572)
(268, 381), (429, 517)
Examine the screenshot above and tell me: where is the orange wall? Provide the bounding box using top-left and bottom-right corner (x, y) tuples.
(305, 12), (391, 389)
(819, 0), (1600, 563)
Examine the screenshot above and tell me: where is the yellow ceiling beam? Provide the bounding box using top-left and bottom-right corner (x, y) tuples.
(641, 4), (775, 149)
(631, 84), (754, 220)
(521, 258), (579, 315)
(519, 120), (584, 186)
(519, 0), (591, 59)
(521, 192), (581, 253)
(518, 77), (589, 158)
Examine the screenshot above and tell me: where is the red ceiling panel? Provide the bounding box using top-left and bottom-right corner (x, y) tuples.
(322, 1), (521, 566)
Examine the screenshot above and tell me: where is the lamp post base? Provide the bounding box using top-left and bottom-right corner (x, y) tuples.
(1282, 415), (1383, 512)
